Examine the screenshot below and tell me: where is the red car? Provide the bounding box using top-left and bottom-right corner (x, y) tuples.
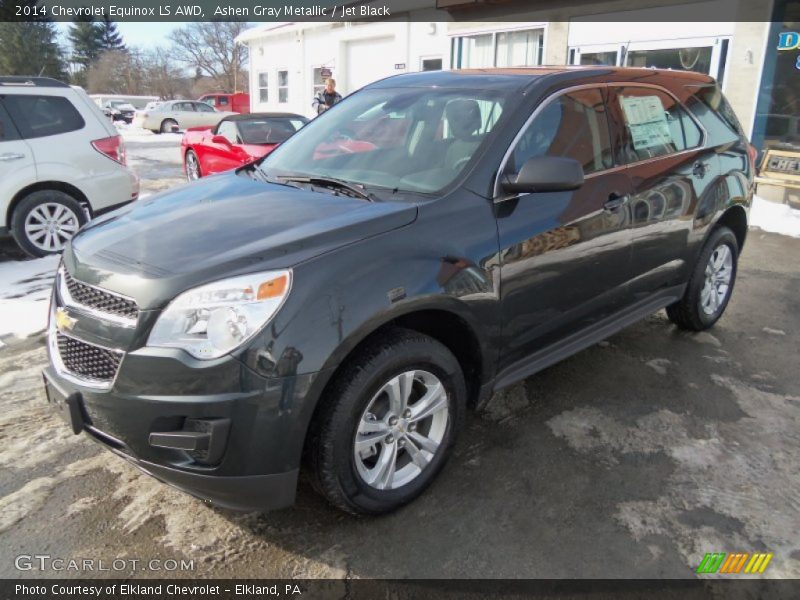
(182, 113), (308, 181)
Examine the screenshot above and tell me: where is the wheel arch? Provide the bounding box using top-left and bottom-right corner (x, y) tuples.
(713, 203), (748, 252)
(7, 181), (90, 226)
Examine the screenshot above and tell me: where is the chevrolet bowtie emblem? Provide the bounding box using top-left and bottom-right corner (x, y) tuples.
(55, 307), (77, 332)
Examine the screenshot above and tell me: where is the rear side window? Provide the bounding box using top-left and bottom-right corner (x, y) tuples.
(2, 94), (84, 139)
(614, 87), (702, 162)
(685, 85), (742, 146)
(510, 88), (613, 175)
(0, 101), (20, 141)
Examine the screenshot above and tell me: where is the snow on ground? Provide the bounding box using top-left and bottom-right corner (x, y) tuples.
(749, 195), (800, 238)
(0, 255), (59, 345)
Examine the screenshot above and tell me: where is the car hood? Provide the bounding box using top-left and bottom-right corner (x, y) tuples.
(65, 172), (417, 309)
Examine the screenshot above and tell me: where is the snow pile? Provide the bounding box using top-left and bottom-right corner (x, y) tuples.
(0, 256), (59, 344)
(750, 195), (800, 238)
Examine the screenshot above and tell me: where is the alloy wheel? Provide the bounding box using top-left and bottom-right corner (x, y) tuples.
(700, 243), (733, 316)
(186, 152), (200, 180)
(23, 202), (80, 253)
(354, 370), (449, 490)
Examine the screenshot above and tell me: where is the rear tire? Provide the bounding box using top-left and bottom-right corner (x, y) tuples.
(11, 190), (87, 258)
(306, 329), (465, 515)
(666, 226), (739, 331)
(160, 119), (178, 134)
(185, 150), (201, 181)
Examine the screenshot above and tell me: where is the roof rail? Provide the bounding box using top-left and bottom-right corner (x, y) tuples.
(0, 76), (70, 88)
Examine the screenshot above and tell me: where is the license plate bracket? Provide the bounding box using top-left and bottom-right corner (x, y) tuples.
(43, 373), (85, 435)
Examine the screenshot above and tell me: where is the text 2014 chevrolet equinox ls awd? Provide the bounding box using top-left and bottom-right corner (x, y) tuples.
(44, 68), (754, 515)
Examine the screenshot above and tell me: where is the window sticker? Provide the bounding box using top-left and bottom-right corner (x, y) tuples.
(620, 95), (673, 150)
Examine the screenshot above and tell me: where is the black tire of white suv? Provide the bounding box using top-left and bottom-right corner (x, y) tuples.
(11, 189), (88, 258)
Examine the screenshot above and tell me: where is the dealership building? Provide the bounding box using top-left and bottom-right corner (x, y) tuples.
(237, 0), (799, 157)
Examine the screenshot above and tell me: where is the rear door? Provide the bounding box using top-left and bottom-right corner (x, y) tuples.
(171, 102), (196, 129)
(607, 85), (715, 300)
(496, 86), (635, 371)
(193, 102), (224, 127)
(0, 99), (36, 226)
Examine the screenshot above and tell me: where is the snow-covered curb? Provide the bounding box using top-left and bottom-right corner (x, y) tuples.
(750, 195), (800, 238)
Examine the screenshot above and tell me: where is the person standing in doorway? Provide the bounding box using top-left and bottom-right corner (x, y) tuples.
(312, 78), (343, 115)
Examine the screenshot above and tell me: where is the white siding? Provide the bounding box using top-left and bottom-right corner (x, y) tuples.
(243, 20), (448, 118)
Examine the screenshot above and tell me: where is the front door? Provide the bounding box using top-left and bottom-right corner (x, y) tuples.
(496, 86), (634, 372)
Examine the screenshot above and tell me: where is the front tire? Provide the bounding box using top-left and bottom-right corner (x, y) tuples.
(307, 329), (466, 515)
(11, 190), (87, 258)
(667, 226), (739, 331)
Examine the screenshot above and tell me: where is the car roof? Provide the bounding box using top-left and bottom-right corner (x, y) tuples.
(366, 66), (716, 91)
(224, 112), (308, 121)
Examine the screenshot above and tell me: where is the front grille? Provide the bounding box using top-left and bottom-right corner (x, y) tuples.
(56, 333), (122, 383)
(64, 270), (138, 321)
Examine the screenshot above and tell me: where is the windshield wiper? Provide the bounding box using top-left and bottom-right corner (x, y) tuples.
(277, 175), (375, 202)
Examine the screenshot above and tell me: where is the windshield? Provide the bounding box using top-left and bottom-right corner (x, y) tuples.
(239, 117), (307, 144)
(258, 87), (510, 194)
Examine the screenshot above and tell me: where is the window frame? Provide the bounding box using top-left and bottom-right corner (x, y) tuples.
(257, 71), (269, 104)
(277, 69), (289, 104)
(493, 82), (708, 200)
(606, 82), (707, 166)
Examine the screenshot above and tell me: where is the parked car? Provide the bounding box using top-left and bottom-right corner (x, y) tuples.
(0, 77), (138, 257)
(132, 100), (235, 134)
(102, 100), (136, 124)
(198, 92), (250, 114)
(182, 113), (308, 180)
(44, 67), (753, 515)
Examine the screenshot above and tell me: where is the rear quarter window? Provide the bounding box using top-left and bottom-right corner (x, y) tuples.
(685, 85), (743, 146)
(2, 94), (85, 139)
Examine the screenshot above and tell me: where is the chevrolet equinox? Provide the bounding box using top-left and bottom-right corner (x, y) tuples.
(44, 68), (754, 515)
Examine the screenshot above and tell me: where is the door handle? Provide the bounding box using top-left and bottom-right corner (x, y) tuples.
(603, 192), (629, 211)
(693, 161), (708, 178)
(0, 153), (25, 162)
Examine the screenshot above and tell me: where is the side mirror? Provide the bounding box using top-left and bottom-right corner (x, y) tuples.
(501, 156), (584, 194)
(211, 135), (231, 146)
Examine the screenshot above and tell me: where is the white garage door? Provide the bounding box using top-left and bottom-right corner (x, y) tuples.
(345, 37), (397, 94)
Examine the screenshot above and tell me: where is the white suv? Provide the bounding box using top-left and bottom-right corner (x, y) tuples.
(0, 76), (139, 257)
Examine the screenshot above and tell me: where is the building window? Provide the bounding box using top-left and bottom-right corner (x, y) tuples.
(495, 29), (544, 67)
(278, 70), (289, 103)
(452, 28), (544, 69)
(312, 68), (327, 97)
(626, 46), (713, 74)
(258, 72), (268, 103)
(421, 57), (443, 71)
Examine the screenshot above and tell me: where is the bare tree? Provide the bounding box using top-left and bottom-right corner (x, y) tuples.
(140, 47), (193, 99)
(168, 22), (249, 93)
(87, 50), (144, 94)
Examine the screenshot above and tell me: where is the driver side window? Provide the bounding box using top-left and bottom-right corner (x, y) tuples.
(510, 88), (613, 176)
(217, 120), (240, 144)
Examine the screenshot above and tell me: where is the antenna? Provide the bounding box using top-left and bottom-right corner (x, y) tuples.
(38, 65), (45, 76)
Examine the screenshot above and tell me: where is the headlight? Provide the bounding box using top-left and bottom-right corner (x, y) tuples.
(147, 270), (291, 359)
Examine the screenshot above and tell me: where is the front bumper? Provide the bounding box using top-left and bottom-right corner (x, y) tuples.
(42, 360), (321, 511)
